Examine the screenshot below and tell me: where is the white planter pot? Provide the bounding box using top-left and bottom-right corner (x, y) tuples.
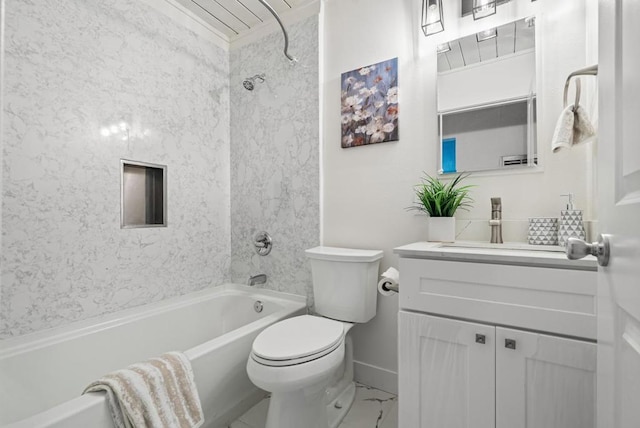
(427, 217), (456, 242)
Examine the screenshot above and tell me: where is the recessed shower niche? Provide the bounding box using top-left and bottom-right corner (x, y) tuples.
(121, 160), (167, 228)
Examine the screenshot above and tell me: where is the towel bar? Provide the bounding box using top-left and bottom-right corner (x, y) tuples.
(564, 78), (583, 108)
(563, 64), (598, 107)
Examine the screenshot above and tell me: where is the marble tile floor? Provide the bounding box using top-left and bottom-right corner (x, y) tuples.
(229, 383), (398, 428)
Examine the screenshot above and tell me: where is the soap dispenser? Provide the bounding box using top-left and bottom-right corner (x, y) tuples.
(558, 193), (586, 247)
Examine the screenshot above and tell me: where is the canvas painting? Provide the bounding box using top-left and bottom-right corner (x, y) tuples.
(341, 57), (399, 148)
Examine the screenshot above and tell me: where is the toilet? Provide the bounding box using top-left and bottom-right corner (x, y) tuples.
(246, 246), (383, 428)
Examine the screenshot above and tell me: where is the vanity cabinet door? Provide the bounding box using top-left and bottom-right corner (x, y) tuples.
(399, 311), (495, 428)
(495, 327), (596, 428)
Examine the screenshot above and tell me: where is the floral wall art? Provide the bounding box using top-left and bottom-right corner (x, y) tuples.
(341, 57), (398, 148)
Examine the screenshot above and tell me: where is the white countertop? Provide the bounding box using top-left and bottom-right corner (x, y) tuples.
(393, 241), (598, 271)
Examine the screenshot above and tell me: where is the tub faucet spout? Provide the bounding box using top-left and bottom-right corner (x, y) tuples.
(248, 274), (267, 286)
(490, 197), (503, 244)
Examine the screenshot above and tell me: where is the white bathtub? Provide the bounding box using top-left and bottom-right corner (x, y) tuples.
(0, 284), (306, 428)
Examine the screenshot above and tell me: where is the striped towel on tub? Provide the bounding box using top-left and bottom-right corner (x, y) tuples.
(83, 352), (204, 428)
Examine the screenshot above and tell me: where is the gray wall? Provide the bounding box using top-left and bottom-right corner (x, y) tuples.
(1, 0), (231, 337)
(229, 17), (320, 302)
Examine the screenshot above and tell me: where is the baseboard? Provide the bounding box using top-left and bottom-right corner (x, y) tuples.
(353, 360), (398, 395)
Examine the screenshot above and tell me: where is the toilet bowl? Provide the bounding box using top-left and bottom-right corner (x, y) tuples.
(246, 315), (349, 428)
(246, 246), (383, 428)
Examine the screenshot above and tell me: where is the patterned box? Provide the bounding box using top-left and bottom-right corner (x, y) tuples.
(558, 210), (586, 247)
(528, 217), (559, 246)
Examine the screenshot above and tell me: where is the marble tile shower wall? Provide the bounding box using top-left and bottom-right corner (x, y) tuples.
(1, 0), (231, 337)
(229, 17), (320, 302)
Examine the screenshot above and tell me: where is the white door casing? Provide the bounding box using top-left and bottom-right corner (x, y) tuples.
(597, 0), (640, 427)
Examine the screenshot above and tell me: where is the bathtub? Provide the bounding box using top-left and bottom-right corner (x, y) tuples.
(0, 284), (306, 428)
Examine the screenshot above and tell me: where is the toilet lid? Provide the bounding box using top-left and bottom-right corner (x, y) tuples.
(252, 315), (344, 364)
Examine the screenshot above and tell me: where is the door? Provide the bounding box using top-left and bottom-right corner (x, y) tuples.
(398, 311), (494, 428)
(495, 327), (596, 428)
(596, 1), (640, 427)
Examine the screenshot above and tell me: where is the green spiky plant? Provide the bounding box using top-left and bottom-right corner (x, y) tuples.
(408, 172), (474, 217)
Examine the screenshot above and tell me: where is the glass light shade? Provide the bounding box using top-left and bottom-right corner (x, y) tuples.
(476, 28), (497, 42)
(422, 0), (444, 36)
(472, 0), (497, 20)
(437, 42), (451, 54)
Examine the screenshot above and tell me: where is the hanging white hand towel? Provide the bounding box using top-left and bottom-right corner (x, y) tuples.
(83, 352), (204, 428)
(551, 104), (597, 153)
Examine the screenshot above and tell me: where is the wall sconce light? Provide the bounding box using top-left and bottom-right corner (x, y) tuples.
(472, 0), (496, 20)
(422, 0), (444, 36)
(476, 27), (497, 42)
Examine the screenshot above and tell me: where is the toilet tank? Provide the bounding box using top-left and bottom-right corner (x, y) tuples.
(305, 246), (384, 323)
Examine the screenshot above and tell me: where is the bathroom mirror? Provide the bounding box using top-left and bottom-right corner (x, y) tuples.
(437, 17), (537, 174)
(121, 160), (167, 228)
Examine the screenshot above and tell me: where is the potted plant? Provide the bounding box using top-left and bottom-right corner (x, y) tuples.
(408, 172), (474, 242)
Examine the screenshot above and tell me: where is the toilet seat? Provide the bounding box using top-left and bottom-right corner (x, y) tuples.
(251, 315), (344, 367)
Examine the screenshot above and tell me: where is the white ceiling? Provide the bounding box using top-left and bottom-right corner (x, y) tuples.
(172, 0), (308, 40)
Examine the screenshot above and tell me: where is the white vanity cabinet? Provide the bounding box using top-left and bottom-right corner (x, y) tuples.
(399, 312), (596, 428)
(495, 327), (596, 428)
(399, 312), (496, 428)
(395, 243), (598, 428)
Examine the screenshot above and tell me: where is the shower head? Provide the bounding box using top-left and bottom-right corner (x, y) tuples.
(243, 74), (265, 91)
(243, 79), (254, 91)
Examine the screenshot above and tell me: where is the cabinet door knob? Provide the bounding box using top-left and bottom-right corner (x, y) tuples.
(475, 334), (486, 344)
(505, 339), (517, 350)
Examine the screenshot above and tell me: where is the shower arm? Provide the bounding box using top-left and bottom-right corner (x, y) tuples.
(256, 0), (296, 62)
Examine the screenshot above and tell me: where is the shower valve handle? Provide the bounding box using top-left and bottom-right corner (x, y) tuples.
(254, 231), (272, 256)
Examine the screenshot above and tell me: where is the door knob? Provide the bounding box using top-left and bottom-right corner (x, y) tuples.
(566, 234), (610, 267)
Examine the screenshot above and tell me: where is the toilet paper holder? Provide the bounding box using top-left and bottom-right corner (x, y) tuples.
(381, 281), (399, 293)
(378, 267), (400, 295)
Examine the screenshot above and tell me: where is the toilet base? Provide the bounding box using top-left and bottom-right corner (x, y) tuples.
(264, 380), (356, 428)
(326, 381), (356, 428)
(266, 386), (328, 428)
